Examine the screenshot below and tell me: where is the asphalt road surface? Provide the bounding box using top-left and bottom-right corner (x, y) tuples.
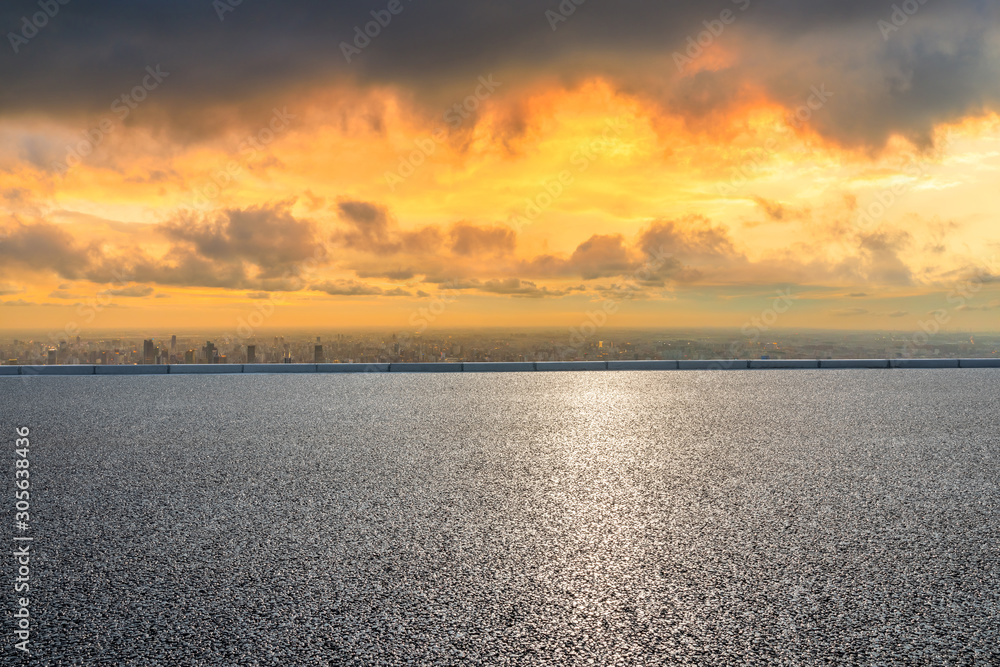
(2, 370), (998, 665)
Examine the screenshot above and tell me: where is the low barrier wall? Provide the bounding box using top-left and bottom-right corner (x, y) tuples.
(4, 358), (999, 375)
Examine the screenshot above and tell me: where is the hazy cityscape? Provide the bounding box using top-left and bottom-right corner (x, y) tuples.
(3, 329), (998, 366)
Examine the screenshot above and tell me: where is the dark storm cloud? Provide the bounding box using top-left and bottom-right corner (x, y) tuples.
(639, 218), (738, 263)
(335, 199), (442, 255)
(2, 1), (997, 148)
(99, 284), (155, 297)
(832, 230), (914, 286)
(450, 223), (515, 257)
(73, 202), (328, 290)
(0, 219), (94, 278)
(312, 279), (411, 297)
(416, 276), (564, 298)
(0, 0), (705, 114)
(752, 197), (788, 222)
(522, 234), (637, 280)
(160, 202), (322, 279)
(333, 201), (514, 258)
(356, 267), (418, 281)
(312, 279), (384, 296)
(478, 278), (565, 298)
(569, 235), (634, 278)
(93, 249), (250, 290)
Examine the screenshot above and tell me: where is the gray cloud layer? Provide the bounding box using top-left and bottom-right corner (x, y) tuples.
(1, 1), (997, 148)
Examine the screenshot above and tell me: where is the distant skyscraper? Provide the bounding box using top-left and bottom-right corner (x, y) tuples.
(314, 345), (324, 363)
(143, 339), (155, 364)
(47, 349), (57, 365)
(246, 345), (256, 364)
(202, 341), (217, 364)
(170, 335), (177, 351)
(184, 350), (195, 364)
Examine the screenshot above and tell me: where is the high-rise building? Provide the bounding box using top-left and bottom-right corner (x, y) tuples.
(246, 345), (256, 364)
(314, 345), (324, 363)
(202, 341), (217, 364)
(47, 349), (57, 365)
(184, 350), (195, 364)
(170, 335), (177, 351)
(143, 339), (155, 364)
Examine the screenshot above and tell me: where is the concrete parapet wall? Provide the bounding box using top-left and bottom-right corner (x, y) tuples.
(22, 365), (94, 375)
(463, 362), (536, 372)
(243, 364), (318, 373)
(97, 365), (169, 375)
(171, 364), (243, 374)
(535, 361), (608, 372)
(749, 359), (820, 370)
(317, 363), (389, 373)
(390, 363), (463, 373)
(819, 359), (891, 369)
(607, 360), (679, 371)
(958, 358), (1000, 368)
(678, 360), (749, 370)
(4, 359), (999, 376)
(890, 359), (960, 369)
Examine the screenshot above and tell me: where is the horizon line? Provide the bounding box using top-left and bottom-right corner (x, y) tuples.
(4, 358), (1000, 376)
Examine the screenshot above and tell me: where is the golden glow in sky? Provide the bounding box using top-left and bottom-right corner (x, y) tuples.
(1, 2), (998, 333)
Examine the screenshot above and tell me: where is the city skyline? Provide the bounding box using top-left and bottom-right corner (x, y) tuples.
(5, 328), (997, 367)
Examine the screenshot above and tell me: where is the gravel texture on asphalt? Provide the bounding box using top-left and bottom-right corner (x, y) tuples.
(2, 370), (998, 665)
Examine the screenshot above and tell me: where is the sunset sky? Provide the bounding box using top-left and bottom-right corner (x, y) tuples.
(1, 0), (999, 332)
